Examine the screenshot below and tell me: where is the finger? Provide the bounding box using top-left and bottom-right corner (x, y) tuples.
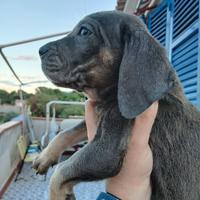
(137, 101), (158, 123)
(85, 100), (97, 141)
(131, 101), (158, 147)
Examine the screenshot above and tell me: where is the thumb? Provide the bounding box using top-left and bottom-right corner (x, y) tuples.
(85, 100), (97, 142)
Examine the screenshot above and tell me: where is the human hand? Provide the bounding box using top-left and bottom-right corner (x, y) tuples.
(85, 100), (158, 200)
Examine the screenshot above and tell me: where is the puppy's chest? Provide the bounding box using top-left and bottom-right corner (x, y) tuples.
(95, 103), (132, 135)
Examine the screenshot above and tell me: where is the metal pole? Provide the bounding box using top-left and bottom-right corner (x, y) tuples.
(0, 31), (69, 49)
(19, 85), (26, 135)
(41, 101), (85, 148)
(22, 80), (48, 86)
(0, 49), (23, 84)
(0, 31), (70, 85)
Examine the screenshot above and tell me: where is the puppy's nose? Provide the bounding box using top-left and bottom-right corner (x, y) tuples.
(39, 45), (49, 56)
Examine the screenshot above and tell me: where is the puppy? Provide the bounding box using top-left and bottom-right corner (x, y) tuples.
(33, 11), (200, 200)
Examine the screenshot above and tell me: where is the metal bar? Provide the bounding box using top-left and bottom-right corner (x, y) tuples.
(0, 49), (23, 85)
(136, 0), (143, 10)
(0, 31), (70, 49)
(42, 100), (85, 148)
(0, 31), (70, 86)
(22, 80), (48, 86)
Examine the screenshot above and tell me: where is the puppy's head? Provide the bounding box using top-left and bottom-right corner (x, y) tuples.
(40, 11), (174, 119)
(39, 11), (122, 94)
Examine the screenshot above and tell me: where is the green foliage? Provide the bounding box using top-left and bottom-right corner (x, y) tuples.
(0, 87), (85, 118)
(0, 89), (33, 105)
(58, 105), (85, 118)
(20, 90), (33, 100)
(27, 87), (85, 117)
(0, 89), (11, 104)
(0, 112), (18, 124)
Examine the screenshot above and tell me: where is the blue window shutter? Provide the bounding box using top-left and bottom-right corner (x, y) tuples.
(148, 2), (168, 46)
(172, 31), (199, 105)
(173, 0), (199, 40)
(172, 0), (199, 106)
(147, 0), (200, 107)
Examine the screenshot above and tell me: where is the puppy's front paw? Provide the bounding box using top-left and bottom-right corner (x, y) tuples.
(32, 148), (58, 174)
(49, 172), (76, 200)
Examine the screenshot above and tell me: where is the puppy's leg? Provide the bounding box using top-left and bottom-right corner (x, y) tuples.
(49, 115), (131, 200)
(33, 120), (87, 174)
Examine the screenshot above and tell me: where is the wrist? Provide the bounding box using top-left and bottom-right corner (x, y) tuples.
(106, 178), (151, 200)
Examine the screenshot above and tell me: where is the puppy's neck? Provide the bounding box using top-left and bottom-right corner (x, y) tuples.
(84, 84), (117, 103)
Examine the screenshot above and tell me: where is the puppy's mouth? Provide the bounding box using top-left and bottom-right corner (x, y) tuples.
(41, 52), (64, 73)
(42, 60), (92, 92)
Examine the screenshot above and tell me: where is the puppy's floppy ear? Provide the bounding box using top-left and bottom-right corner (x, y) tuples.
(118, 28), (174, 119)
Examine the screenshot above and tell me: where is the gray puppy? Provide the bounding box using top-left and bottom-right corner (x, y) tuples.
(33, 11), (200, 200)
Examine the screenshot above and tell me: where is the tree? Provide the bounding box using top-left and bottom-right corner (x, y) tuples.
(0, 89), (10, 104)
(0, 89), (33, 105)
(27, 87), (85, 117)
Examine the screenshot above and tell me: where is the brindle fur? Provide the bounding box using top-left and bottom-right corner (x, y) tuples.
(33, 11), (200, 200)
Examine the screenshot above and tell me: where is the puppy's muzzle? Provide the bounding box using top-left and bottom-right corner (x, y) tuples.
(40, 42), (64, 73)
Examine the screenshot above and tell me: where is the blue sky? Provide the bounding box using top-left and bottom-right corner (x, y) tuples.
(0, 0), (116, 93)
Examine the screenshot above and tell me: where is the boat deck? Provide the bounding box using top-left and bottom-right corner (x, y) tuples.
(2, 163), (105, 200)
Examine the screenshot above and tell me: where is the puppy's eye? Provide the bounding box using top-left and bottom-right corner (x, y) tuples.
(78, 27), (92, 36)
